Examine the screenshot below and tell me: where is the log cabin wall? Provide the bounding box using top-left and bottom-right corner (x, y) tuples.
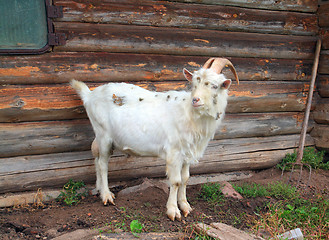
(313, 1), (329, 151)
(0, 0), (320, 194)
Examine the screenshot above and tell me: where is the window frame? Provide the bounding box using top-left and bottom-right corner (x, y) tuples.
(0, 0), (64, 55)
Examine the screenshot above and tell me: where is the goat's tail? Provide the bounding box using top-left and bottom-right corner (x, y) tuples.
(70, 79), (91, 101)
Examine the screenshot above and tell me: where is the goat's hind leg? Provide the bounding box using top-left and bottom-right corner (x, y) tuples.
(91, 140), (102, 195)
(94, 138), (115, 205)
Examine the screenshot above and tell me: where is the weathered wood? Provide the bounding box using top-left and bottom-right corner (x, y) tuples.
(55, 0), (318, 35)
(0, 119), (94, 158)
(318, 76), (329, 97)
(319, 52), (329, 75)
(313, 98), (329, 124)
(169, 0), (318, 13)
(54, 22), (317, 59)
(0, 53), (313, 84)
(319, 3), (329, 28)
(0, 81), (311, 123)
(0, 113), (311, 158)
(0, 134), (314, 193)
(216, 112), (312, 140)
(320, 29), (329, 50)
(311, 124), (329, 150)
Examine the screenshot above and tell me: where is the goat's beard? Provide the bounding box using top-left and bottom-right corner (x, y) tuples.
(192, 103), (218, 120)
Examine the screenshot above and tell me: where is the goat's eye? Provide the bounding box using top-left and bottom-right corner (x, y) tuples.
(196, 77), (201, 82)
(205, 82), (209, 86)
(212, 84), (218, 89)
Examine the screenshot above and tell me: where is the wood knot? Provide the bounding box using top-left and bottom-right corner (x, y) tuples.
(10, 96), (25, 108)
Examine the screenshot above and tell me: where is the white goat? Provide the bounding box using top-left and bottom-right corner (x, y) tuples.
(71, 58), (239, 221)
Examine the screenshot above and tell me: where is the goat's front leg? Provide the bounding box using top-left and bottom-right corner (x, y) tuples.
(166, 159), (182, 221)
(178, 162), (192, 217)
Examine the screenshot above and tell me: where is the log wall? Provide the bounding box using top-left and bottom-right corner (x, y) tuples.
(312, 1), (329, 151)
(0, 0), (319, 193)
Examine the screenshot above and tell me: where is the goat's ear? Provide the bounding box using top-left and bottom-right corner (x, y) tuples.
(183, 68), (193, 82)
(221, 79), (232, 90)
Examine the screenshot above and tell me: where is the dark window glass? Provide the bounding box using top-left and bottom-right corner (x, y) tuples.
(0, 0), (49, 53)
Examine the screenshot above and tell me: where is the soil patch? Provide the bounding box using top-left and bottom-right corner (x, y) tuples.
(0, 167), (328, 239)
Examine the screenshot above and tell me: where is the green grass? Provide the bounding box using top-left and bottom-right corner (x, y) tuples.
(233, 182), (298, 200)
(277, 147), (328, 171)
(198, 182), (225, 206)
(232, 182), (329, 239)
(56, 179), (87, 206)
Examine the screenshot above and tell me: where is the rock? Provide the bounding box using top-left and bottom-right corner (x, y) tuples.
(220, 181), (243, 200)
(117, 178), (169, 197)
(195, 222), (264, 240)
(45, 228), (59, 238)
(51, 225), (112, 240)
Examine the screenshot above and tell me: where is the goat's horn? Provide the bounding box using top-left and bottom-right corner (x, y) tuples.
(211, 58), (239, 85)
(202, 58), (216, 69)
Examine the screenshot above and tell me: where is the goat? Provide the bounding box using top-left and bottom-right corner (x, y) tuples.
(70, 58), (239, 221)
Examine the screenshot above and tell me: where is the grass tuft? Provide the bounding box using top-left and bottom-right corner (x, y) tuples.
(277, 147), (328, 171)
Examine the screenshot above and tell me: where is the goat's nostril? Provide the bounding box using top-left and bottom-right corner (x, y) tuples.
(192, 97), (200, 103)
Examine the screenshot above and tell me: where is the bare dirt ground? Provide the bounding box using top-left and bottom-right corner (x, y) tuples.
(1, 167), (328, 240)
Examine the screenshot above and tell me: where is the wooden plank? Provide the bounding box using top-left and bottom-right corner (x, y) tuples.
(319, 52), (329, 75)
(55, 0), (318, 35)
(313, 98), (329, 124)
(319, 3), (329, 28)
(169, 0), (318, 13)
(0, 134), (314, 193)
(311, 124), (329, 150)
(0, 53), (313, 84)
(0, 113), (310, 158)
(318, 75), (329, 97)
(0, 81), (310, 123)
(54, 22), (317, 59)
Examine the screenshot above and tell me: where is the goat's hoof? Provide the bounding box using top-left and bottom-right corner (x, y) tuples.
(167, 207), (181, 221)
(179, 201), (192, 217)
(102, 192), (116, 206)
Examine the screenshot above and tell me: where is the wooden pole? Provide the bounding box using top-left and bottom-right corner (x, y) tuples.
(296, 39), (322, 163)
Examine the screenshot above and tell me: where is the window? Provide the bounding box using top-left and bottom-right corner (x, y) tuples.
(0, 0), (65, 54)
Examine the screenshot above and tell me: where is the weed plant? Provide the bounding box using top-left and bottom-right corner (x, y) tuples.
(56, 179), (87, 206)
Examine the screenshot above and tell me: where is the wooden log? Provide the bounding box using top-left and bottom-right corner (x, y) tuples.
(216, 112), (312, 140)
(54, 22), (317, 60)
(319, 52), (329, 75)
(0, 134), (314, 193)
(311, 124), (329, 150)
(0, 119), (94, 158)
(0, 113), (311, 158)
(319, 3), (329, 28)
(169, 0), (318, 13)
(318, 75), (329, 97)
(0, 81), (310, 123)
(55, 0), (318, 35)
(313, 98), (329, 124)
(320, 29), (329, 50)
(0, 53), (313, 84)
